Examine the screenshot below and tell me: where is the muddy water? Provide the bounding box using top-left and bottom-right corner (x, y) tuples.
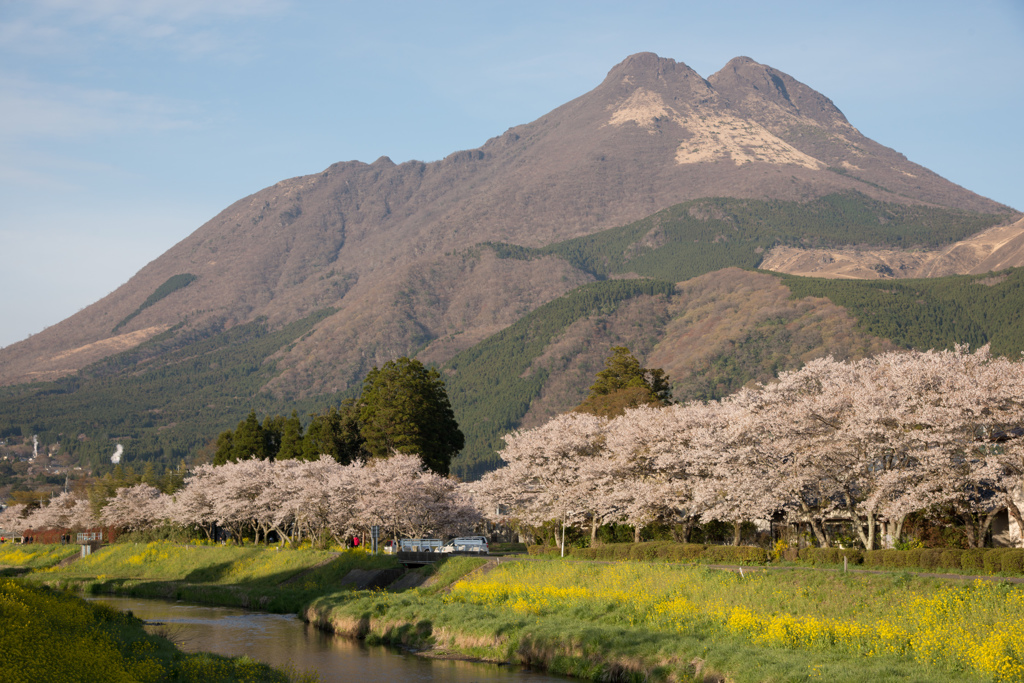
(90, 596), (573, 682)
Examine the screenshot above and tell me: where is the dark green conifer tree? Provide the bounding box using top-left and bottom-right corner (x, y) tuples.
(358, 357), (463, 475)
(276, 410), (305, 461)
(302, 400), (365, 464)
(575, 346), (672, 418)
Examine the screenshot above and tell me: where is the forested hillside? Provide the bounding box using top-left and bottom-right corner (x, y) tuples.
(483, 193), (1008, 283)
(0, 310), (344, 472)
(775, 267), (1024, 356)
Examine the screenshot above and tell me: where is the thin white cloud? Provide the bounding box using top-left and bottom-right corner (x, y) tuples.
(1, 0), (287, 59)
(39, 0), (287, 23)
(0, 76), (199, 139)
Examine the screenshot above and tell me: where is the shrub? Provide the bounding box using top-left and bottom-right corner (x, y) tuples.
(982, 548), (1011, 574)
(798, 548), (824, 565)
(841, 548), (864, 565)
(490, 542), (528, 554)
(960, 549), (985, 572)
(1001, 550), (1024, 573)
(740, 546), (771, 564)
(919, 549), (944, 570)
(679, 543), (708, 561)
(939, 549), (963, 570)
(629, 542), (660, 561)
(863, 550), (884, 567)
(887, 550), (903, 566)
(905, 548), (925, 568)
(527, 545), (558, 556)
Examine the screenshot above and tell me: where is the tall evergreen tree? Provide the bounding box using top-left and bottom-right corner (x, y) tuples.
(212, 429), (234, 465)
(216, 410), (267, 463)
(358, 358), (463, 475)
(302, 400), (365, 464)
(261, 414), (285, 461)
(277, 410), (305, 461)
(575, 346), (672, 418)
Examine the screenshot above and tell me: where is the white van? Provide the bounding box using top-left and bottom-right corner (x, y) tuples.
(441, 536), (489, 554)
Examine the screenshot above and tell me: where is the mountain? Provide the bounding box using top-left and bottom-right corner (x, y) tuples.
(0, 52), (1018, 480)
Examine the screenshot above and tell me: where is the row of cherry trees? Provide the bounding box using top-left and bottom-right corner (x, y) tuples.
(5, 346), (1022, 550)
(470, 346), (1024, 549)
(1, 453), (480, 545)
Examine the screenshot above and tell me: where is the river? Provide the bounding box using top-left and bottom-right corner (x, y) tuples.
(89, 596), (575, 682)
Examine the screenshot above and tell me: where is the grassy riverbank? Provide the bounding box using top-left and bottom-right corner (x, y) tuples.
(11, 541), (399, 613)
(307, 557), (1021, 682)
(9, 543), (1024, 681)
(0, 579), (315, 682)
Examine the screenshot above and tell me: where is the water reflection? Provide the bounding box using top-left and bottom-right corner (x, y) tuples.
(90, 596), (572, 682)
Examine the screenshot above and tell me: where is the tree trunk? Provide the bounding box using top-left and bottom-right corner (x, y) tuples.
(959, 508), (1000, 548)
(808, 518), (829, 548)
(560, 512), (567, 557)
(634, 523), (642, 544)
(892, 516), (907, 546)
(591, 515), (599, 545)
(978, 508), (1000, 548)
(853, 511), (876, 550)
(732, 521), (742, 546)
(274, 525), (295, 547)
(675, 518), (694, 544)
(1006, 498), (1024, 546)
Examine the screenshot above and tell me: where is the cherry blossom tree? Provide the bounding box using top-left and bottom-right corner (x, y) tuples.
(0, 504), (27, 534)
(22, 492), (97, 532)
(170, 464), (220, 539)
(356, 452), (479, 540)
(479, 412), (607, 552)
(209, 458), (274, 543)
(100, 484), (170, 532)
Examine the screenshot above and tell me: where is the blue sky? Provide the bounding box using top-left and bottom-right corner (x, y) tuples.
(2, 0), (1022, 349)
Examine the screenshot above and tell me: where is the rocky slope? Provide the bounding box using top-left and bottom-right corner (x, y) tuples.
(760, 216), (1024, 279)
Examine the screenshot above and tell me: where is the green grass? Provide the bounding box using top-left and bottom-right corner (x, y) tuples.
(415, 556), (489, 595)
(17, 540), (1023, 681)
(28, 541), (401, 613)
(307, 558), (1019, 682)
(0, 579), (314, 682)
(0, 542), (80, 569)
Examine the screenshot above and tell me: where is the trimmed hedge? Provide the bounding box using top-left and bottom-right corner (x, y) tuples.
(527, 541), (770, 565)
(798, 547), (864, 566)
(524, 542), (1024, 574)
(490, 542), (528, 554)
(858, 548), (1024, 575)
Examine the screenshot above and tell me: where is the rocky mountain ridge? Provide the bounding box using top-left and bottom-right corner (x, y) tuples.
(2, 53), (1009, 392)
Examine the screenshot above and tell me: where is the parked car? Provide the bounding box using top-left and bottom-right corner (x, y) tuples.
(441, 536), (489, 554)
